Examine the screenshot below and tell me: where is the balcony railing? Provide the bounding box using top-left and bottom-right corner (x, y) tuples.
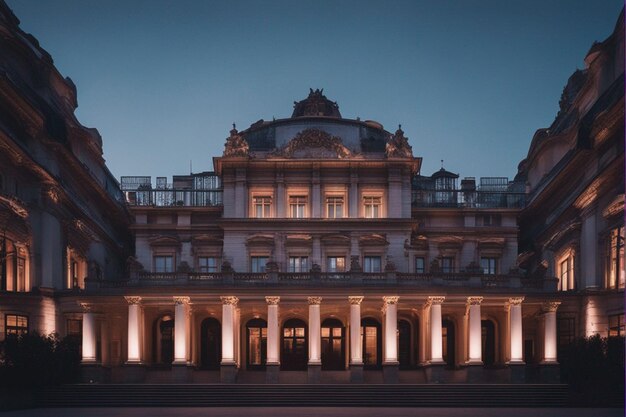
(87, 271), (558, 292)
(411, 190), (525, 209)
(123, 189), (223, 207)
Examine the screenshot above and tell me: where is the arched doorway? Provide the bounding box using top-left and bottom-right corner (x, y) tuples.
(247, 318), (267, 370)
(321, 318), (344, 370)
(442, 319), (455, 368)
(481, 319), (496, 367)
(154, 315), (174, 365)
(281, 318), (307, 370)
(398, 319), (412, 369)
(200, 317), (221, 370)
(361, 317), (382, 369)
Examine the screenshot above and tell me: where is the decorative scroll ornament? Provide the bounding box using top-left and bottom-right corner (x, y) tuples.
(271, 129), (352, 159)
(173, 296), (190, 305)
(265, 296), (280, 305)
(124, 296), (142, 305)
(348, 296), (364, 305)
(223, 125), (249, 157)
(508, 297), (525, 306)
(385, 125), (413, 158)
(542, 301), (561, 313)
(467, 296), (484, 305)
(427, 296), (446, 306)
(78, 302), (92, 313)
(220, 296), (239, 306)
(307, 296), (322, 305)
(382, 296), (399, 305)
(0, 195), (28, 218)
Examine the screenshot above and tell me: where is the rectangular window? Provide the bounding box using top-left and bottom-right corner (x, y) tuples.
(289, 196), (307, 218)
(415, 257), (425, 273)
(480, 257), (497, 275)
(607, 226), (624, 289)
(288, 256), (308, 273)
(5, 314), (28, 336)
(441, 257), (455, 273)
(326, 196), (344, 219)
(609, 314), (625, 337)
(363, 256), (382, 273)
(327, 256), (345, 273)
(253, 196), (272, 218)
(198, 257), (219, 273)
(558, 255), (574, 291)
(154, 255), (174, 273)
(251, 256), (268, 273)
(16, 257), (25, 292)
(363, 196), (381, 219)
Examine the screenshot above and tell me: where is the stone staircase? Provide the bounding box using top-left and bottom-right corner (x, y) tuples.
(42, 384), (570, 407)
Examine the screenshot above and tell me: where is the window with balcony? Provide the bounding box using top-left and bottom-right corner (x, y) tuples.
(557, 253), (574, 291)
(288, 256), (308, 273)
(609, 314), (624, 337)
(251, 256), (268, 273)
(480, 257), (497, 275)
(289, 196), (307, 218)
(415, 257), (425, 273)
(363, 256), (382, 273)
(606, 226), (624, 290)
(326, 256), (345, 273)
(154, 255), (174, 273)
(253, 196), (272, 218)
(326, 196), (344, 218)
(441, 257), (455, 273)
(363, 196), (382, 219)
(5, 314), (28, 336)
(198, 257), (219, 273)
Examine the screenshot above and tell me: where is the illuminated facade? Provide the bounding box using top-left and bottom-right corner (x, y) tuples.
(0, 2), (623, 385)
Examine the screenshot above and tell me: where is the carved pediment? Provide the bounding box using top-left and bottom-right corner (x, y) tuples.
(271, 129), (352, 159)
(246, 234), (275, 247)
(285, 234), (313, 247)
(320, 233), (350, 246)
(192, 234), (223, 246)
(432, 236), (463, 250)
(148, 235), (181, 247)
(359, 233), (389, 246)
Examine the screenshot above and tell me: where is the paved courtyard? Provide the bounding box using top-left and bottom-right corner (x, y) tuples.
(1, 408), (623, 417)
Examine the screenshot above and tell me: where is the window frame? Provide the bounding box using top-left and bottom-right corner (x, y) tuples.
(288, 256), (309, 273)
(288, 195), (308, 219)
(363, 255), (382, 273)
(441, 256), (455, 273)
(480, 257), (498, 275)
(153, 254), (175, 273)
(250, 256), (269, 273)
(609, 313), (625, 337)
(5, 314), (29, 336)
(363, 196), (382, 219)
(197, 256), (219, 273)
(326, 196), (344, 219)
(415, 257), (426, 273)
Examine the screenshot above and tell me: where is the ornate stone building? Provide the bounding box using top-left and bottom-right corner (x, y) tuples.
(0, 1), (623, 385)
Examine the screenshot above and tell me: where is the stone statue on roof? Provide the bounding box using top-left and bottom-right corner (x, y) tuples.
(223, 124), (249, 157)
(385, 124), (413, 158)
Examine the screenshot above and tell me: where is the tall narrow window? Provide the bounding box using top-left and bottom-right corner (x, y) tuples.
(441, 257), (455, 273)
(326, 256), (345, 273)
(251, 256), (268, 273)
(288, 256), (308, 273)
(558, 254), (574, 291)
(415, 257), (425, 273)
(289, 196), (307, 218)
(609, 314), (625, 337)
(198, 257), (219, 273)
(326, 196), (344, 219)
(363, 196), (381, 219)
(480, 257), (497, 275)
(16, 257), (25, 292)
(607, 226), (624, 289)
(71, 260), (79, 288)
(5, 314), (28, 336)
(363, 256), (381, 273)
(253, 196), (272, 218)
(154, 255), (174, 273)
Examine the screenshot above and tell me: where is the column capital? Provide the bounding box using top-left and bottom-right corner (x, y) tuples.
(541, 301), (561, 313)
(466, 296), (484, 306)
(221, 296), (239, 306)
(382, 296), (399, 305)
(508, 297), (525, 306)
(173, 296), (190, 305)
(124, 296), (142, 305)
(426, 296), (445, 306)
(348, 296), (364, 305)
(265, 296), (280, 305)
(78, 302), (92, 313)
(308, 296), (322, 305)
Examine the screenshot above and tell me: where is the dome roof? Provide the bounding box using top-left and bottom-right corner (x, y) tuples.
(292, 88), (342, 118)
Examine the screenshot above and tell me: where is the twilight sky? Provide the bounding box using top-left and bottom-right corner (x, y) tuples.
(6, 0), (623, 182)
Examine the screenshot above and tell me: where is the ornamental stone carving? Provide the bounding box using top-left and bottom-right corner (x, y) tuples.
(427, 296), (446, 306)
(541, 301), (561, 312)
(78, 302), (92, 312)
(271, 129), (352, 159)
(223, 125), (249, 157)
(348, 296), (364, 305)
(308, 296), (322, 305)
(385, 125), (413, 158)
(265, 296), (280, 305)
(124, 296), (142, 305)
(467, 296), (484, 305)
(382, 296), (399, 304)
(173, 296), (190, 305)
(220, 296), (239, 306)
(508, 297), (525, 306)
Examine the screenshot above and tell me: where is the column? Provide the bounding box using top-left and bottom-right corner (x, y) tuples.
(308, 297), (322, 365)
(467, 296), (483, 364)
(349, 169), (358, 218)
(276, 171), (285, 218)
(125, 296), (142, 363)
(173, 296), (190, 364)
(80, 303), (97, 363)
(508, 297), (524, 364)
(220, 296), (239, 383)
(428, 296), (445, 364)
(311, 167), (320, 218)
(541, 301), (561, 364)
(383, 296), (399, 363)
(349, 296), (363, 365)
(266, 297), (280, 364)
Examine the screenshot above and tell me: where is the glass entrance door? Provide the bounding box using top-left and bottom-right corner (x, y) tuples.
(281, 318), (308, 370)
(247, 318), (267, 369)
(361, 318), (382, 369)
(321, 318), (344, 370)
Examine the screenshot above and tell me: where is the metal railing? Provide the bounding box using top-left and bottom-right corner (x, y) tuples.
(124, 189), (223, 207)
(411, 190), (525, 208)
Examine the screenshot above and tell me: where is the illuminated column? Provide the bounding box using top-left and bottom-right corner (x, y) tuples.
(467, 296), (483, 364)
(349, 296), (363, 364)
(508, 297), (524, 364)
(541, 301), (561, 364)
(308, 297), (322, 365)
(173, 296), (190, 364)
(80, 303), (97, 363)
(125, 296), (142, 363)
(221, 296), (239, 364)
(428, 296), (446, 364)
(266, 296), (280, 365)
(383, 296), (399, 364)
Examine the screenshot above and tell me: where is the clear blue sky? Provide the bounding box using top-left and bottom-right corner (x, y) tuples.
(6, 0), (623, 182)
